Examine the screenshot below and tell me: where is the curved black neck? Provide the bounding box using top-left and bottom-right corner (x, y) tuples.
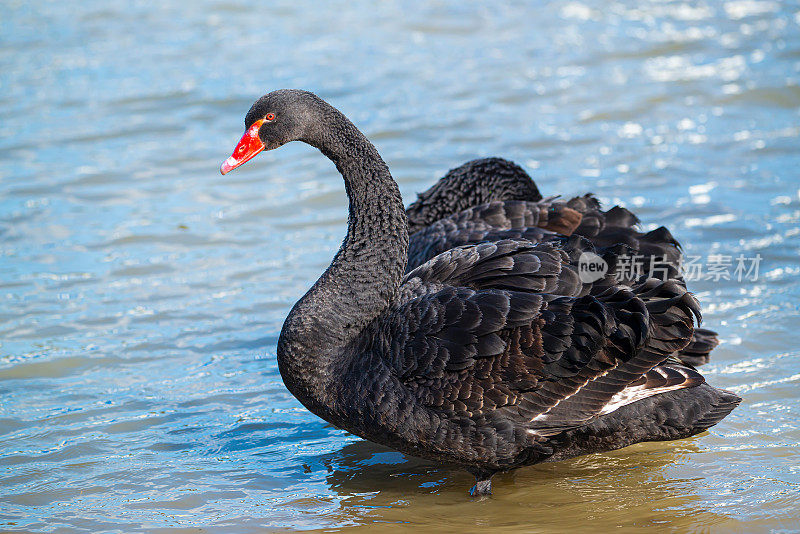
(277, 104), (408, 404)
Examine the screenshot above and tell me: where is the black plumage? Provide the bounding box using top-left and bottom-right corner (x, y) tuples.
(406, 158), (542, 234)
(221, 90), (740, 496)
(406, 162), (717, 366)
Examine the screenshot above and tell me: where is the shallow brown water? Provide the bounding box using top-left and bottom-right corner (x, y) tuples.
(2, 0), (799, 532)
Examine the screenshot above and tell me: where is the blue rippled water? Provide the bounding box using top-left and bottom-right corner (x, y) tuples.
(1, 1), (799, 531)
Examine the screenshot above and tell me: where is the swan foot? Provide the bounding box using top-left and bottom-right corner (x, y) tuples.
(468, 478), (493, 497)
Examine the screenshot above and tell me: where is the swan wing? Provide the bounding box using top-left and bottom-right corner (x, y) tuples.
(406, 199), (582, 272)
(383, 239), (700, 436)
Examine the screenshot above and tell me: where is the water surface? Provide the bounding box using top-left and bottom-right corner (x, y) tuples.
(2, 0), (799, 531)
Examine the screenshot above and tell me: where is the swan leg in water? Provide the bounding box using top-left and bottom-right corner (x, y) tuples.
(468, 470), (494, 497)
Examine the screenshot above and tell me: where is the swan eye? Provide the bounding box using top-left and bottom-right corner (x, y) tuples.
(265, 113), (276, 121)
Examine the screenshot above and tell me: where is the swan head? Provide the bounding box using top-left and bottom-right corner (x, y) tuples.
(220, 89), (325, 174)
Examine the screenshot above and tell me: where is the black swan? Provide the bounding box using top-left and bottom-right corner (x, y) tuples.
(220, 89), (741, 496)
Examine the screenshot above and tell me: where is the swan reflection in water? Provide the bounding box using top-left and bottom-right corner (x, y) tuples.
(284, 435), (730, 530)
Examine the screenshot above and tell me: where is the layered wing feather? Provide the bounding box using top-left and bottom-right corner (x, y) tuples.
(406, 194), (715, 366)
(379, 239), (699, 448)
(407, 199), (581, 272)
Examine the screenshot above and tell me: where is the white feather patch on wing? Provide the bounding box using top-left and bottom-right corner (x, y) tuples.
(598, 366), (695, 416)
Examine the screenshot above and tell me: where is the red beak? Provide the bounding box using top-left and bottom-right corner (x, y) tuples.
(220, 119), (265, 175)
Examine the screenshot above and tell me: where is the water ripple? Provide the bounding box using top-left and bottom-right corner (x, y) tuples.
(1, 0), (799, 531)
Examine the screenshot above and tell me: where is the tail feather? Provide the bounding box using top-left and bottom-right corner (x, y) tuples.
(543, 384), (741, 463)
(694, 388), (742, 429)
